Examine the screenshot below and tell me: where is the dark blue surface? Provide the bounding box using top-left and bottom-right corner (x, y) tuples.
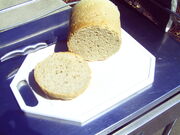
(18, 80), (38, 107)
(0, 9), (71, 58)
(0, 2), (180, 135)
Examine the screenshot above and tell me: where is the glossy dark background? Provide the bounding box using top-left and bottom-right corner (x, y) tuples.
(0, 1), (179, 135)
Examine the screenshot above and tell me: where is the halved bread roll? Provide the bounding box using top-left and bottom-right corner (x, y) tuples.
(67, 0), (121, 61)
(34, 52), (91, 100)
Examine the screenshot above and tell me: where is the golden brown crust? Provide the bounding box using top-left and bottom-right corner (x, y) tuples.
(68, 0), (121, 35)
(67, 0), (121, 61)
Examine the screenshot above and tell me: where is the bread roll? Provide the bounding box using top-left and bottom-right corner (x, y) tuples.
(67, 0), (121, 61)
(34, 52), (91, 100)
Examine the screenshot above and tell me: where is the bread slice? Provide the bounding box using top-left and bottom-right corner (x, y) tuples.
(67, 0), (121, 61)
(34, 52), (91, 100)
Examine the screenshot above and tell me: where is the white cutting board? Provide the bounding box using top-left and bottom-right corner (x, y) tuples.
(10, 29), (155, 126)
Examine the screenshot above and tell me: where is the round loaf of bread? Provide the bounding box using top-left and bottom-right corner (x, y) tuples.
(67, 0), (121, 61)
(34, 52), (91, 100)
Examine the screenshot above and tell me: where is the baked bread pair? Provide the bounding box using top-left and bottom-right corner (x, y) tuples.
(34, 0), (121, 100)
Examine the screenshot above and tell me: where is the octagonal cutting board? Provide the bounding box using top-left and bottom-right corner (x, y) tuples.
(10, 29), (155, 126)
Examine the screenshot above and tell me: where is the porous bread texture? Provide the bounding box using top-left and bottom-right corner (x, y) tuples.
(67, 0), (121, 61)
(34, 52), (91, 100)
